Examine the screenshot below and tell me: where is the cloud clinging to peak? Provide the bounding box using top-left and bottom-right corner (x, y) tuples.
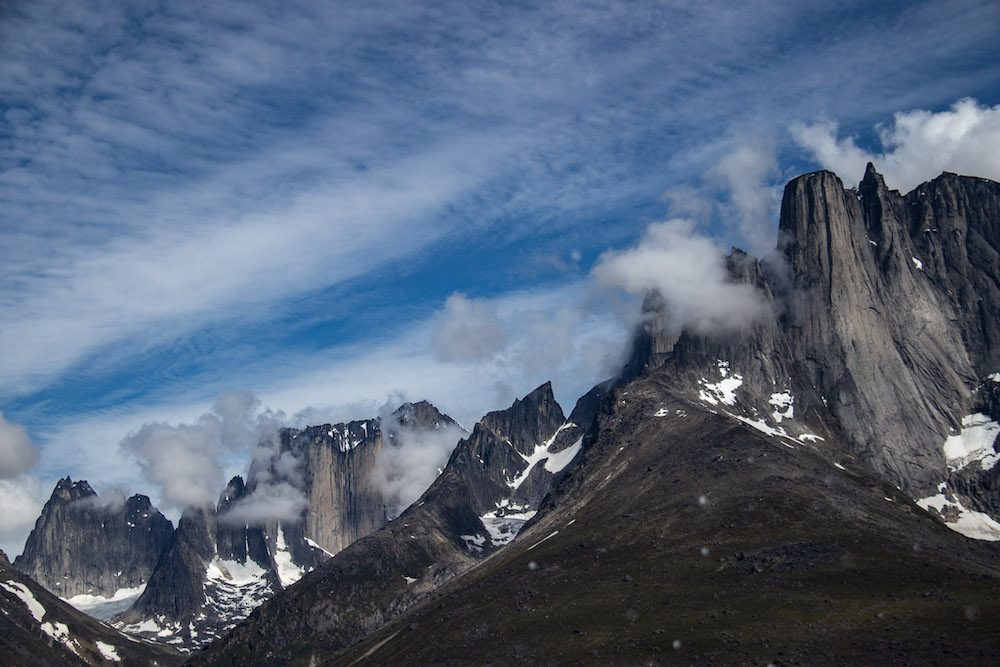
(591, 218), (770, 335)
(792, 98), (1000, 192)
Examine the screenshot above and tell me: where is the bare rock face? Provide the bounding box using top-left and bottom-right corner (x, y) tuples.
(626, 165), (1000, 517)
(114, 402), (465, 650)
(190, 382), (608, 664)
(14, 478), (173, 599)
(2, 553), (182, 666)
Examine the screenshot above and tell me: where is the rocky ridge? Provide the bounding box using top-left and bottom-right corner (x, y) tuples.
(111, 401), (464, 650)
(189, 381), (608, 664)
(14, 478), (173, 603)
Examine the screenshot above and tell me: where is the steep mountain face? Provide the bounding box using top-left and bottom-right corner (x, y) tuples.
(268, 401), (461, 557)
(191, 167), (1000, 664)
(629, 166), (1000, 538)
(190, 382), (608, 664)
(14, 477), (173, 602)
(114, 479), (318, 650)
(330, 370), (1000, 665)
(1, 550), (181, 666)
(114, 401), (464, 650)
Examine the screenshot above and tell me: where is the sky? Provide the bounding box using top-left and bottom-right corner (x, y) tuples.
(1, 0), (999, 557)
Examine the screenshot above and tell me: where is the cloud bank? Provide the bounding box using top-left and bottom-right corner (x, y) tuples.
(0, 411), (39, 479)
(369, 401), (467, 519)
(431, 293), (508, 363)
(792, 98), (1000, 192)
(120, 389), (291, 512)
(0, 478), (43, 558)
(591, 218), (770, 335)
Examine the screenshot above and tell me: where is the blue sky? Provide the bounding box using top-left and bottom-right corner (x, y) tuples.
(1, 0), (999, 554)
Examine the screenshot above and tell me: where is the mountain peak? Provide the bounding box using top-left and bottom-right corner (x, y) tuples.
(51, 476), (96, 503)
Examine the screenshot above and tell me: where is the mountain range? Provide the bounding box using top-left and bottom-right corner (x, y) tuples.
(4, 165), (1000, 664)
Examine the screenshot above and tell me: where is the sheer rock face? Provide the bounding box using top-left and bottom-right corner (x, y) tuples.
(628, 165), (1000, 502)
(276, 419), (387, 558)
(13, 478), (173, 599)
(780, 166), (1000, 496)
(444, 382), (567, 516)
(272, 400), (462, 557)
(190, 382), (608, 664)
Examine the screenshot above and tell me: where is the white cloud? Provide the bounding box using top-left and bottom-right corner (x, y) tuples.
(118, 389), (287, 511)
(0, 411), (39, 479)
(704, 139), (781, 258)
(369, 404), (467, 519)
(0, 477), (43, 559)
(792, 98), (1000, 192)
(432, 293), (509, 363)
(591, 218), (770, 335)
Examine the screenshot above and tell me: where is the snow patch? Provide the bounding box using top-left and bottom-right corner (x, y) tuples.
(653, 408), (669, 417)
(63, 584), (145, 621)
(730, 414), (794, 445)
(273, 525), (305, 587)
(988, 373), (1000, 383)
(96, 641), (121, 662)
(304, 537), (334, 557)
(480, 510), (537, 547)
(41, 620), (81, 656)
(918, 493), (1000, 541)
(698, 364), (743, 406)
(798, 433), (824, 443)
(834, 463), (846, 471)
(1, 580), (45, 622)
(943, 414), (1000, 471)
(507, 423), (580, 489)
(769, 392), (793, 422)
(912, 256), (923, 269)
(206, 558), (267, 586)
(460, 534), (486, 553)
(403, 576), (416, 584)
(527, 530), (559, 551)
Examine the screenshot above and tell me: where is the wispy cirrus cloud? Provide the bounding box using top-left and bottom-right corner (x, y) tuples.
(1, 0), (999, 556)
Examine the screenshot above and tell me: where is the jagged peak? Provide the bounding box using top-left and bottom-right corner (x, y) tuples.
(50, 476), (96, 503)
(860, 161), (890, 196)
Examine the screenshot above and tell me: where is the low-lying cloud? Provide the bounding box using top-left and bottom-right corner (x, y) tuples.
(792, 98), (1000, 193)
(0, 477), (43, 558)
(369, 400), (467, 519)
(120, 389), (297, 514)
(431, 293), (509, 363)
(591, 218), (770, 335)
(0, 411), (39, 479)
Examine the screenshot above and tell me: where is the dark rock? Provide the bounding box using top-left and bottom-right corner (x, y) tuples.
(14, 477), (173, 599)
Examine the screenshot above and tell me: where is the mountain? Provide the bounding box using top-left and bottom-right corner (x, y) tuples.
(113, 478), (325, 650)
(112, 401), (464, 650)
(1, 549), (180, 666)
(14, 477), (173, 616)
(192, 167), (1000, 664)
(189, 381), (609, 664)
(330, 366), (1000, 665)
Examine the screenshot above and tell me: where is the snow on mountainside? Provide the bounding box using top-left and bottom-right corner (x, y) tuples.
(196, 168), (1000, 665)
(1, 550), (180, 665)
(14, 478), (173, 602)
(108, 401), (464, 650)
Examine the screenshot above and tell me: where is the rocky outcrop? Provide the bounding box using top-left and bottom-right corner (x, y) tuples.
(190, 382), (602, 664)
(14, 478), (173, 599)
(624, 165), (1000, 531)
(2, 554), (182, 666)
(115, 402), (465, 649)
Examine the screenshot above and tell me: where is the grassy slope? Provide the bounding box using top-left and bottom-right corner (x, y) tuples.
(329, 371), (1000, 665)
